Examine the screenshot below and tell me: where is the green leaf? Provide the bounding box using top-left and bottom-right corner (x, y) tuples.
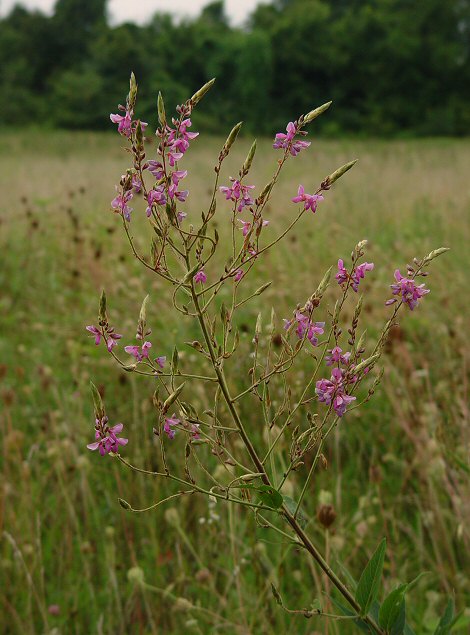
(329, 596), (372, 633)
(355, 538), (386, 617)
(257, 485), (283, 509)
(282, 495), (308, 528)
(434, 598), (457, 635)
(379, 584), (408, 632)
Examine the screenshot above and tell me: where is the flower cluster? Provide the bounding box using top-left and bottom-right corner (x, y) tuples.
(336, 259), (374, 292)
(86, 325), (122, 352)
(194, 270), (207, 284)
(386, 269), (430, 310)
(325, 346), (351, 366)
(111, 190), (133, 222)
(292, 185), (324, 213)
(124, 341), (152, 362)
(284, 311), (325, 346)
(273, 121), (310, 156)
(316, 368), (356, 417)
(220, 178), (255, 212)
(87, 416), (128, 456)
(163, 414), (200, 440)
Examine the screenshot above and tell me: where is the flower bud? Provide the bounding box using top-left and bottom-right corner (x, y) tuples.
(90, 381), (105, 419)
(354, 353), (379, 374)
(157, 91), (166, 127)
(221, 122), (242, 159)
(128, 72), (137, 110)
(323, 159), (357, 188)
(163, 383), (186, 413)
(255, 281), (272, 296)
(98, 290), (108, 327)
(424, 247), (450, 263)
(137, 294), (149, 339)
(242, 139), (257, 175)
(191, 78), (216, 105)
(303, 101), (332, 124)
(119, 498), (131, 510)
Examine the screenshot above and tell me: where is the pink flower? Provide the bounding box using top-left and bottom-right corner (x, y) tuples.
(146, 186), (166, 217)
(325, 346), (351, 366)
(86, 325), (122, 352)
(273, 121), (311, 156)
(168, 150), (184, 167)
(284, 312), (325, 346)
(336, 259), (374, 292)
(110, 110), (132, 137)
(87, 417), (128, 456)
(292, 185), (324, 213)
(132, 174), (142, 193)
(172, 170), (188, 185)
(316, 368), (356, 417)
(168, 184), (189, 202)
(155, 356), (166, 369)
(194, 270), (207, 284)
(234, 269), (244, 281)
(147, 160), (164, 179)
(111, 190), (133, 222)
(239, 219), (251, 236)
(177, 211), (187, 224)
(124, 341), (152, 362)
(388, 269), (430, 310)
(220, 178), (255, 212)
(164, 414), (180, 440)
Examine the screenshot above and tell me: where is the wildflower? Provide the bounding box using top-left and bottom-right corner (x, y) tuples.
(111, 190), (133, 222)
(239, 220), (251, 236)
(177, 211), (187, 224)
(194, 270), (207, 284)
(234, 269), (244, 281)
(168, 184), (189, 202)
(87, 417), (128, 455)
(336, 259), (374, 292)
(164, 414), (180, 440)
(110, 109), (132, 137)
(147, 160), (164, 179)
(325, 346), (351, 366)
(86, 325), (122, 352)
(273, 121), (311, 156)
(316, 368), (356, 417)
(172, 170), (188, 185)
(124, 341), (152, 362)
(168, 150), (183, 167)
(387, 269), (430, 310)
(146, 186), (166, 216)
(155, 356), (166, 369)
(283, 311), (325, 346)
(132, 174), (142, 193)
(292, 185), (324, 213)
(220, 178), (255, 212)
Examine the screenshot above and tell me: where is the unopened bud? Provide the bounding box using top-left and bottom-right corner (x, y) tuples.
(255, 281), (271, 296)
(354, 353), (379, 374)
(191, 78), (216, 106)
(323, 159), (357, 188)
(242, 139), (257, 175)
(98, 289), (108, 326)
(157, 91), (166, 126)
(221, 122), (242, 159)
(424, 247), (450, 263)
(90, 381), (105, 419)
(163, 383), (186, 412)
(303, 101), (332, 124)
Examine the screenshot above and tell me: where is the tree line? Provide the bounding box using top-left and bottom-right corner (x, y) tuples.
(1, 0), (469, 136)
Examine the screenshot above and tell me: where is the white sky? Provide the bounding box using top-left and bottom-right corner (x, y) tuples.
(0, 0), (269, 25)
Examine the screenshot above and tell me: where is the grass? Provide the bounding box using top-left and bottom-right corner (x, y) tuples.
(0, 130), (469, 634)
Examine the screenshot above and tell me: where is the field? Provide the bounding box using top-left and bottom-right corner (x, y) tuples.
(1, 130), (469, 634)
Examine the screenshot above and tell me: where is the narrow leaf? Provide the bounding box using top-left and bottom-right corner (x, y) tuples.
(355, 537), (386, 616)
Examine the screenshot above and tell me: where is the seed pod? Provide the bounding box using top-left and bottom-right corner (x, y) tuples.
(255, 281), (272, 296)
(119, 498), (131, 510)
(90, 381), (105, 419)
(424, 247), (450, 263)
(220, 121), (242, 159)
(163, 383), (186, 412)
(128, 72), (137, 110)
(98, 290), (108, 327)
(137, 294), (149, 339)
(354, 353), (379, 374)
(157, 91), (166, 127)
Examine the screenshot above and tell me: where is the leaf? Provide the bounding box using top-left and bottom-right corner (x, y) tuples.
(329, 596), (372, 633)
(257, 485), (283, 509)
(355, 538), (386, 617)
(379, 583), (408, 632)
(282, 495), (308, 528)
(390, 598), (406, 635)
(434, 598), (458, 635)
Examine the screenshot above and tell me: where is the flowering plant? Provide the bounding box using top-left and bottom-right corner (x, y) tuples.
(86, 74), (449, 633)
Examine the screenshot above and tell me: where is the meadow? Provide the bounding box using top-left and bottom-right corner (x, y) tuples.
(1, 130), (469, 634)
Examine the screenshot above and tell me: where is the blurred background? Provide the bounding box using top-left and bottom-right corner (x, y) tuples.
(1, 1), (469, 634)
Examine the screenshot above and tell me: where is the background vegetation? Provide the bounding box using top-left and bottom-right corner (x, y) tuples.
(1, 0), (470, 136)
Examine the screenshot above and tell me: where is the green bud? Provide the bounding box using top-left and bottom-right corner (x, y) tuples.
(221, 121), (242, 158)
(356, 329), (367, 352)
(163, 383), (186, 412)
(98, 290), (107, 326)
(242, 139), (257, 175)
(255, 312), (262, 335)
(315, 266), (333, 297)
(157, 91), (166, 126)
(171, 346), (179, 373)
(191, 78), (216, 105)
(255, 281), (272, 296)
(119, 498), (131, 510)
(90, 381), (105, 418)
(424, 247), (450, 262)
(137, 294), (149, 339)
(258, 179), (274, 203)
(323, 159), (358, 187)
(128, 72), (137, 109)
(354, 353), (379, 374)
(303, 101), (332, 124)
(239, 472), (264, 482)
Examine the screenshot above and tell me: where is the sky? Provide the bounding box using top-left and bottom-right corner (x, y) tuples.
(0, 0), (270, 25)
